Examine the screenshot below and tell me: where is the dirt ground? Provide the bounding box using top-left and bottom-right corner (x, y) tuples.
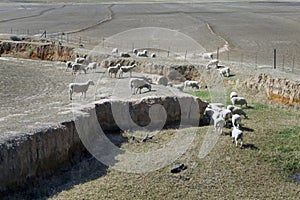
(1, 1), (300, 199)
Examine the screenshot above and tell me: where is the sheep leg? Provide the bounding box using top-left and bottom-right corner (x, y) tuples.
(235, 138), (238, 147)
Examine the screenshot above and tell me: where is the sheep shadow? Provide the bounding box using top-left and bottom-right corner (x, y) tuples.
(240, 126), (254, 132)
(242, 143), (259, 150)
(244, 105), (255, 109)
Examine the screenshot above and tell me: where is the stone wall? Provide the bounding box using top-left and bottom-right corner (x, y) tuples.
(244, 73), (300, 105)
(0, 95), (207, 193)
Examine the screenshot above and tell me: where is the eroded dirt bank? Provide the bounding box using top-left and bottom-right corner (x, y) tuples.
(0, 95), (207, 193)
(0, 37), (74, 61)
(244, 73), (300, 105)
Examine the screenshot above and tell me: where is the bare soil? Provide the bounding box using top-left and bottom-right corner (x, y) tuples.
(1, 1), (300, 199)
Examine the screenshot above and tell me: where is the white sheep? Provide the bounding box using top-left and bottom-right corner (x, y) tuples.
(112, 48), (118, 54)
(107, 64), (121, 78)
(75, 55), (88, 64)
(68, 80), (94, 100)
(231, 96), (248, 107)
(202, 52), (213, 60)
(72, 63), (86, 75)
(230, 92), (238, 99)
(135, 49), (148, 57)
(214, 117), (226, 135)
(232, 126), (243, 148)
(220, 109), (232, 122)
(227, 105), (248, 119)
(137, 51), (148, 57)
(86, 62), (97, 72)
(218, 67), (230, 77)
(65, 61), (75, 71)
(232, 114), (241, 128)
(119, 64), (137, 78)
(206, 59), (219, 70)
(151, 53), (157, 58)
(184, 80), (200, 89)
(129, 78), (151, 94)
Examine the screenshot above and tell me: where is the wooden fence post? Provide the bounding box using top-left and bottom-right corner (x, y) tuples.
(274, 49), (277, 69)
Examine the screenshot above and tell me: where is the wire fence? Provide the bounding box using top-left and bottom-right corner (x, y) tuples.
(3, 27), (300, 75)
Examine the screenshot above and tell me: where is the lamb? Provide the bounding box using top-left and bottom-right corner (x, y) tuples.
(75, 55), (88, 64)
(231, 96), (248, 107)
(72, 63), (86, 75)
(107, 64), (121, 78)
(204, 108), (220, 125)
(112, 48), (118, 54)
(230, 91), (238, 99)
(218, 67), (230, 77)
(206, 59), (219, 70)
(232, 126), (243, 148)
(214, 117), (226, 135)
(151, 53), (157, 58)
(232, 114), (241, 128)
(86, 62), (97, 72)
(227, 105), (248, 119)
(119, 64), (137, 78)
(65, 61), (75, 71)
(129, 78), (152, 94)
(68, 80), (94, 100)
(184, 80), (200, 89)
(220, 109), (232, 122)
(135, 49), (148, 57)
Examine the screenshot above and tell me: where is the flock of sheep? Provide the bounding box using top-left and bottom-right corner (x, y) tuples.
(66, 49), (246, 148)
(204, 92), (249, 148)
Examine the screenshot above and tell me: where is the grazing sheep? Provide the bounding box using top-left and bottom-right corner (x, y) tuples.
(107, 64), (121, 78)
(120, 52), (131, 57)
(119, 64), (137, 78)
(86, 62), (97, 72)
(220, 109), (232, 122)
(129, 78), (151, 94)
(72, 63), (86, 75)
(112, 48), (118, 54)
(133, 49), (138, 54)
(206, 59), (219, 70)
(184, 80), (200, 89)
(231, 96), (248, 107)
(65, 61), (75, 71)
(232, 126), (243, 148)
(151, 53), (157, 58)
(232, 114), (241, 128)
(137, 51), (148, 57)
(227, 105), (248, 119)
(230, 92), (238, 99)
(214, 117), (226, 135)
(75, 55), (88, 64)
(68, 80), (94, 100)
(134, 49), (148, 57)
(218, 67), (230, 77)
